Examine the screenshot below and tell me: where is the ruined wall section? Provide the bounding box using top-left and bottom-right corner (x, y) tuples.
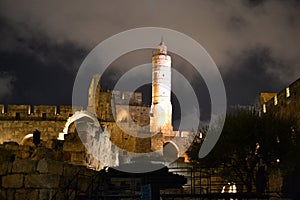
(87, 74), (101, 115)
(96, 92), (115, 122)
(0, 142), (97, 200)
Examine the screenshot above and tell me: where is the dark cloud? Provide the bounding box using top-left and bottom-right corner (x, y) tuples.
(0, 0), (299, 110)
(245, 0), (266, 7)
(223, 46), (285, 105)
(0, 71), (16, 101)
(227, 16), (248, 31)
(0, 21), (87, 104)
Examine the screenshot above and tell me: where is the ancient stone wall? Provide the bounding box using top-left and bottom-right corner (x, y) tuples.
(0, 142), (96, 200)
(0, 104), (82, 121)
(0, 105), (82, 144)
(0, 120), (66, 144)
(96, 92), (115, 122)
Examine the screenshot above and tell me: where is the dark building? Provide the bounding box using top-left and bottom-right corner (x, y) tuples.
(259, 78), (300, 124)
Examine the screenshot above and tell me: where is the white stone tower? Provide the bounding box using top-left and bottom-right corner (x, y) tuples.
(150, 39), (173, 135)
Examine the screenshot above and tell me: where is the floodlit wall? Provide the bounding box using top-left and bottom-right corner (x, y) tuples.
(260, 78), (300, 123)
(0, 105), (82, 144)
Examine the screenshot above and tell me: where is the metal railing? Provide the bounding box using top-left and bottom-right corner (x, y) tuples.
(51, 171), (81, 200)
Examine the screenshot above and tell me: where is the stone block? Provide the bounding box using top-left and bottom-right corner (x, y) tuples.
(12, 159), (37, 173)
(48, 190), (65, 200)
(2, 174), (24, 188)
(14, 122), (24, 128)
(63, 142), (85, 152)
(15, 189), (39, 200)
(47, 127), (54, 132)
(31, 147), (54, 160)
(37, 159), (63, 175)
(21, 151), (31, 159)
(63, 151), (71, 161)
(59, 176), (71, 189)
(6, 189), (14, 200)
(18, 145), (31, 151)
(45, 140), (55, 149)
(0, 189), (6, 200)
(0, 161), (9, 175)
(3, 142), (19, 151)
(81, 167), (97, 177)
(3, 122), (11, 128)
(63, 164), (78, 177)
(77, 176), (90, 192)
(39, 189), (55, 200)
(7, 162), (13, 174)
(0, 148), (13, 163)
(70, 152), (85, 164)
(25, 174), (60, 189)
(14, 151), (23, 160)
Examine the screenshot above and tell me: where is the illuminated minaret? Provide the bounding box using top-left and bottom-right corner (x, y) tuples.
(150, 39), (173, 135)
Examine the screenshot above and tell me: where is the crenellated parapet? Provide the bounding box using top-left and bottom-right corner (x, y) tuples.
(0, 104), (82, 121)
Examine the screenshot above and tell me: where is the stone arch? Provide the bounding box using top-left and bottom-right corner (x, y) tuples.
(67, 122), (76, 134)
(58, 110), (99, 140)
(20, 133), (34, 146)
(163, 141), (180, 161)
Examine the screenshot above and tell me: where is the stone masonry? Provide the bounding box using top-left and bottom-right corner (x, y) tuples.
(0, 142), (98, 200)
(0, 105), (82, 144)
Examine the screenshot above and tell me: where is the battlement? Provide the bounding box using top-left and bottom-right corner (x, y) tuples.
(0, 104), (82, 121)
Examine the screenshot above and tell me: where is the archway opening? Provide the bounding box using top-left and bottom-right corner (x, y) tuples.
(58, 110), (99, 140)
(163, 141), (179, 162)
(20, 134), (35, 147)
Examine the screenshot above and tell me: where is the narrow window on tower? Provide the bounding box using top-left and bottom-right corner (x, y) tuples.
(16, 113), (20, 120)
(262, 104), (267, 113)
(286, 87), (290, 98)
(42, 113), (46, 120)
(274, 95), (278, 106)
(56, 106), (60, 115)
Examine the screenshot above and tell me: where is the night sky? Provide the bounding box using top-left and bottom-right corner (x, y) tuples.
(0, 0), (299, 114)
